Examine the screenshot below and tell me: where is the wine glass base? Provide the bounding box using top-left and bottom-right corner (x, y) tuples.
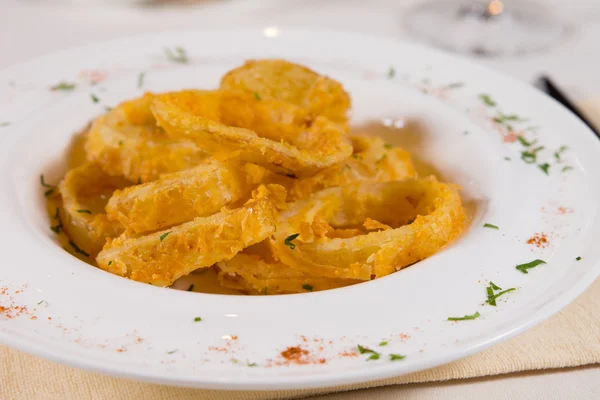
(403, 1), (572, 56)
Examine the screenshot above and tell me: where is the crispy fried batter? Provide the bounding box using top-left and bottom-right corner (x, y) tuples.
(271, 178), (465, 280)
(58, 163), (127, 257)
(106, 160), (268, 233)
(151, 90), (353, 177)
(220, 59), (351, 127)
(96, 185), (282, 286)
(85, 93), (206, 183)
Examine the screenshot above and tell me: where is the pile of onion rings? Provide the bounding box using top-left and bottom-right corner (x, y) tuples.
(48, 59), (466, 294)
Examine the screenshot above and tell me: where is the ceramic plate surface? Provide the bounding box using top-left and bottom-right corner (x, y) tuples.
(0, 28), (599, 390)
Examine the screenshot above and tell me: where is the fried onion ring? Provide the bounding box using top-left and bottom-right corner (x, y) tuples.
(86, 93), (206, 183)
(105, 160), (269, 233)
(289, 135), (416, 201)
(58, 163), (127, 257)
(216, 253), (357, 295)
(220, 59), (351, 127)
(150, 90), (353, 177)
(271, 178), (465, 280)
(96, 185), (282, 286)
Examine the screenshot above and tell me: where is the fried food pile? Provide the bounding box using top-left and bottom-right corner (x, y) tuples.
(53, 59), (466, 294)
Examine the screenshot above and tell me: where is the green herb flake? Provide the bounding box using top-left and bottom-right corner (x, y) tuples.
(387, 66), (396, 79)
(446, 82), (464, 89)
(479, 94), (496, 107)
(90, 94), (100, 103)
(262, 287), (268, 295)
(562, 166), (573, 172)
(504, 157), (511, 161)
(44, 188), (55, 197)
(50, 81), (76, 91)
(40, 174), (54, 188)
(253, 92), (261, 100)
(137, 71), (145, 88)
(104, 106), (113, 112)
(194, 317), (202, 322)
(521, 151), (536, 164)
(538, 163), (550, 175)
(517, 136), (532, 146)
(379, 340), (389, 346)
(389, 354), (406, 361)
(302, 284), (313, 292)
(376, 154), (387, 164)
(167, 349), (178, 354)
(108, 260), (113, 266)
(486, 287), (516, 306)
(164, 47), (188, 64)
(0, 122), (10, 127)
(490, 281), (502, 291)
(483, 223), (499, 230)
(118, 140), (123, 146)
(516, 259), (546, 274)
(383, 143), (394, 149)
(159, 231), (172, 242)
(284, 233), (300, 250)
(187, 284), (194, 291)
(68, 240), (90, 257)
(247, 361), (257, 367)
(367, 353), (380, 361)
(447, 311), (481, 321)
(76, 209), (92, 214)
(50, 207), (63, 234)
(576, 256), (582, 261)
(37, 300), (48, 306)
(352, 154), (363, 160)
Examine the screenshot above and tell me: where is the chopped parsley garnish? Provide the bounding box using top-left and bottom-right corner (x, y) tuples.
(389, 354), (406, 361)
(356, 345), (381, 360)
(384, 143), (394, 149)
(37, 300), (48, 306)
(447, 311), (481, 321)
(285, 173), (297, 179)
(445, 82), (464, 89)
(137, 71), (145, 88)
(387, 66), (396, 79)
(40, 174), (54, 188)
(494, 113), (527, 123)
(90, 94), (100, 103)
(50, 81), (76, 91)
(554, 145), (568, 159)
(516, 259), (546, 274)
(0, 122), (10, 127)
(164, 47), (188, 63)
(379, 340), (389, 346)
(538, 163), (550, 175)
(576, 256), (582, 261)
(531, 146), (545, 154)
(108, 260), (113, 266)
(247, 361), (257, 367)
(486, 285), (516, 306)
(69, 240), (90, 257)
(504, 157), (511, 161)
(50, 207), (62, 234)
(562, 166), (573, 172)
(284, 233), (300, 250)
(517, 136), (532, 146)
(376, 154), (387, 164)
(489, 281), (502, 291)
(253, 92), (261, 100)
(159, 231), (172, 242)
(479, 94), (496, 107)
(521, 151), (536, 164)
(76, 209), (92, 214)
(167, 349), (178, 354)
(352, 154), (363, 160)
(483, 223), (499, 230)
(194, 317), (202, 322)
(187, 284), (194, 291)
(302, 284), (313, 292)
(262, 287), (268, 295)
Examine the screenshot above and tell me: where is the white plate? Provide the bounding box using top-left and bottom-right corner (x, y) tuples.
(0, 29), (599, 390)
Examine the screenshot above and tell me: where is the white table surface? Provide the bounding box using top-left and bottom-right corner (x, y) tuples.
(2, 0), (599, 398)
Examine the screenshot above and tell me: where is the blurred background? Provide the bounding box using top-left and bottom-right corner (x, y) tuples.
(2, 0), (600, 124)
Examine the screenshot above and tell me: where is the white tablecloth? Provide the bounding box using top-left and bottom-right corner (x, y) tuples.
(2, 0), (599, 398)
